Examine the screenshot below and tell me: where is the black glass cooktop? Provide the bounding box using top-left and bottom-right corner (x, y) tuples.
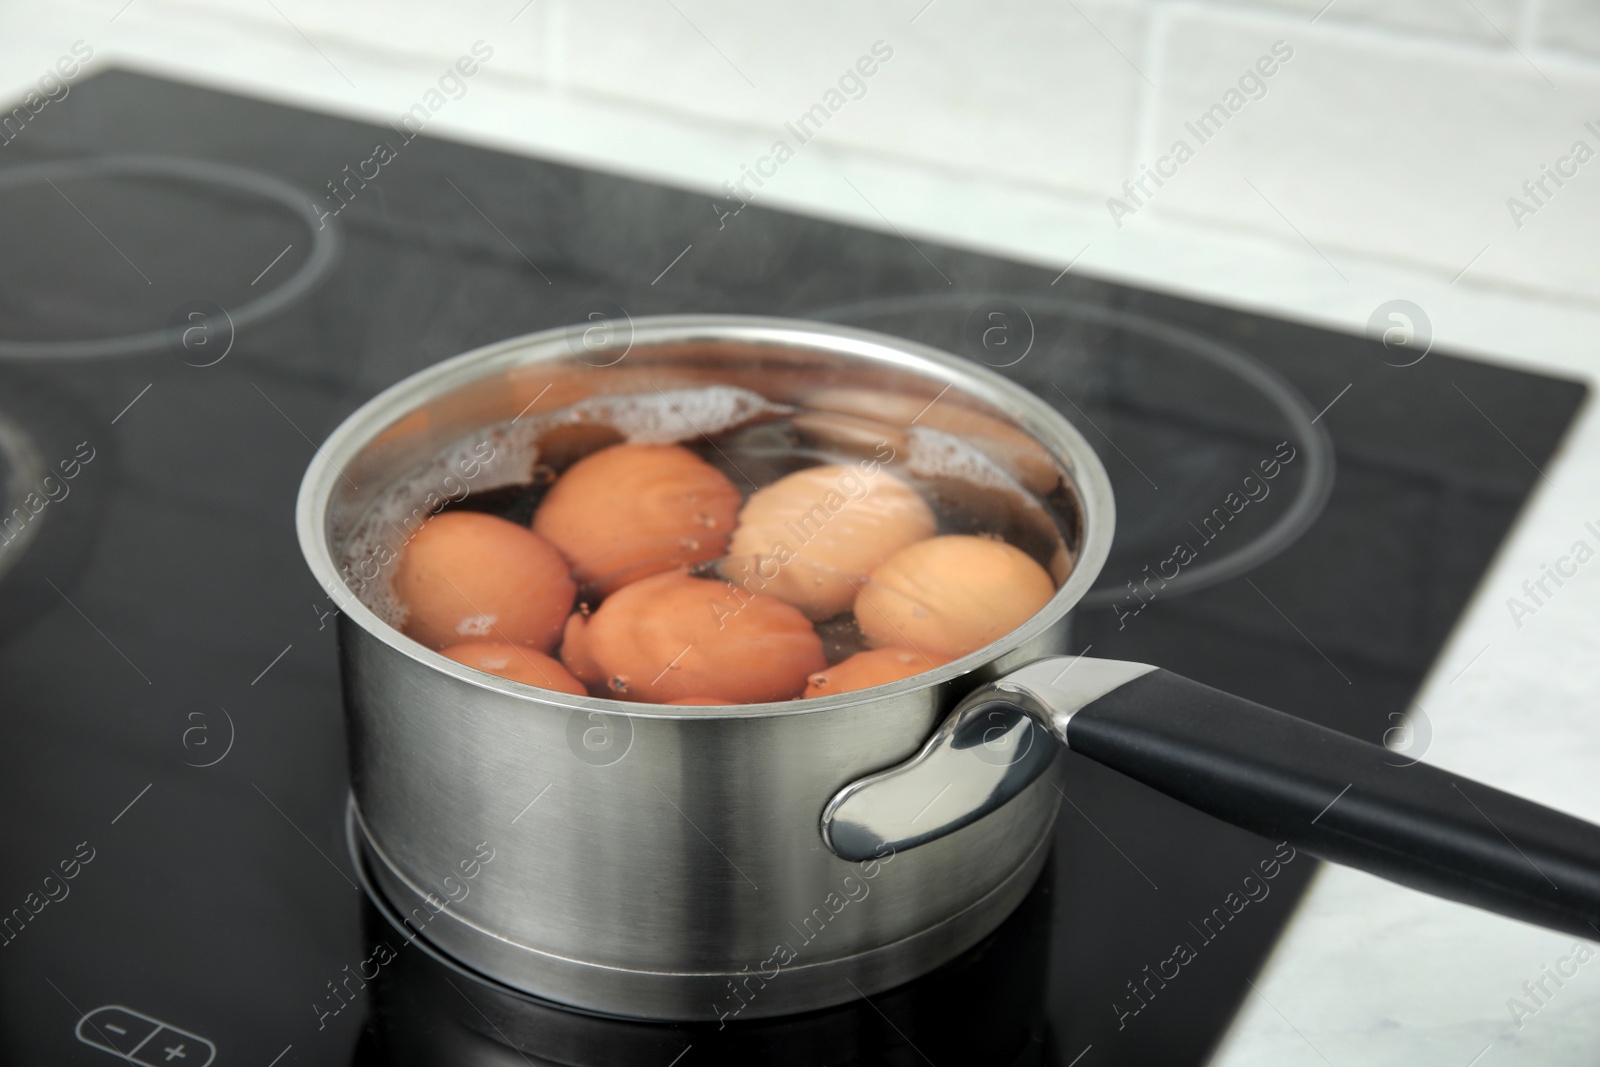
(0, 70), (1585, 1066)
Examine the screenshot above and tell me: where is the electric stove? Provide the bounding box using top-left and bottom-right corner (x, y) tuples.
(0, 69), (1584, 1066)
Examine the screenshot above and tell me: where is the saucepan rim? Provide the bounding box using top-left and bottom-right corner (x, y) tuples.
(294, 314), (1116, 720)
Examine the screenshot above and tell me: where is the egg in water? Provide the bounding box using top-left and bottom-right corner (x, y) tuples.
(533, 443), (742, 597)
(440, 641), (587, 696)
(561, 571), (825, 704)
(395, 511), (575, 651)
(724, 464), (935, 621)
(803, 647), (954, 698)
(854, 534), (1055, 659)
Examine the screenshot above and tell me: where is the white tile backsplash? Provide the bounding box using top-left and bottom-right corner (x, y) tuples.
(147, 0), (537, 75)
(4, 0), (1599, 304)
(547, 0), (1149, 196)
(1534, 0), (1600, 61)
(1226, 0), (1523, 46)
(1138, 7), (1600, 300)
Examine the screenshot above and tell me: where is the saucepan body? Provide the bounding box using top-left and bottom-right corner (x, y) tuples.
(296, 315), (1116, 1021)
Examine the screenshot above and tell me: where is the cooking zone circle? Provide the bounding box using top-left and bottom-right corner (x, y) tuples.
(0, 155), (339, 360)
(810, 294), (1335, 608)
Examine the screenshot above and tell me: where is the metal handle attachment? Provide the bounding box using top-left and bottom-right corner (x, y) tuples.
(820, 657), (1156, 862)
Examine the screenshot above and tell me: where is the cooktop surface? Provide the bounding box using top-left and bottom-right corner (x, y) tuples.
(0, 70), (1584, 1066)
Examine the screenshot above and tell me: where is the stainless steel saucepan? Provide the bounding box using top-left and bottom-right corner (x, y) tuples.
(297, 315), (1600, 1022)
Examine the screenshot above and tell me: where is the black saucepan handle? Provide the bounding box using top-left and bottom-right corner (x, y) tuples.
(1068, 669), (1600, 940)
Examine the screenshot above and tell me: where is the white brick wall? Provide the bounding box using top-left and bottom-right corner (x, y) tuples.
(1237, 0), (1522, 43)
(1535, 0), (1600, 60)
(1141, 7), (1600, 298)
(3, 0), (1598, 303)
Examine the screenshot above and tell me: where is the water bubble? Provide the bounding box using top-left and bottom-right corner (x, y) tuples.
(456, 614), (495, 637)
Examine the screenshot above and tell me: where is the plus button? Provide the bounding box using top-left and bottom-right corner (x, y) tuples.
(161, 1045), (188, 1061)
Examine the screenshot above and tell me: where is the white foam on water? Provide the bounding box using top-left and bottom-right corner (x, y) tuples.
(576, 386), (779, 444)
(905, 425), (1024, 491)
(338, 386), (782, 628)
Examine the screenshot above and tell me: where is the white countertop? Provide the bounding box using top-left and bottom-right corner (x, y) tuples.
(5, 11), (1599, 1059)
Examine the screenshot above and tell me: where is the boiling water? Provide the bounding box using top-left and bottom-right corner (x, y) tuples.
(339, 386), (1078, 692)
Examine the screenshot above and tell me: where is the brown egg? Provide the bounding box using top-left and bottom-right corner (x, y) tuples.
(559, 610), (602, 684)
(803, 648), (954, 699)
(533, 444), (741, 596)
(440, 641), (587, 696)
(854, 535), (1056, 658)
(396, 511), (575, 651)
(724, 465), (935, 620)
(561, 571), (825, 704)
(666, 696), (733, 706)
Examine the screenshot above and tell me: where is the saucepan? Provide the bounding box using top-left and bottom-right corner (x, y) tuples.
(297, 315), (1600, 1022)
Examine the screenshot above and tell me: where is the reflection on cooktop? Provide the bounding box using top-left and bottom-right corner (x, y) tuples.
(0, 371), (108, 649)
